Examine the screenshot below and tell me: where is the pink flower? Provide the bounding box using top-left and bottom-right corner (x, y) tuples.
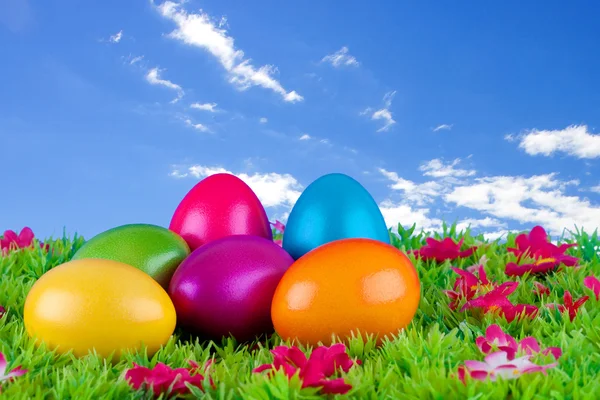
(410, 237), (477, 263)
(125, 360), (213, 398)
(546, 290), (589, 322)
(270, 220), (286, 233)
(475, 324), (562, 360)
(505, 260), (557, 277)
(458, 351), (557, 383)
(583, 276), (600, 301)
(270, 221), (285, 247)
(0, 352), (27, 392)
(500, 304), (539, 322)
(1, 227), (48, 255)
(532, 281), (551, 297)
(253, 344), (360, 395)
(443, 266), (494, 310)
(460, 282), (539, 322)
(0, 306), (5, 319)
(505, 226), (578, 276)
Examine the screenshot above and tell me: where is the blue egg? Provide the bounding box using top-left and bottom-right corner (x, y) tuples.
(282, 173), (390, 260)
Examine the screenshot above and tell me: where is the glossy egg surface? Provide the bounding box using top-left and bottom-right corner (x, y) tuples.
(169, 173), (272, 251)
(168, 235), (294, 342)
(282, 173), (390, 260)
(23, 259), (176, 358)
(72, 223), (190, 288)
(272, 238), (420, 346)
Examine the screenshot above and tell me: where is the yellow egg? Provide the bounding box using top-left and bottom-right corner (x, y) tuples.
(23, 259), (176, 358)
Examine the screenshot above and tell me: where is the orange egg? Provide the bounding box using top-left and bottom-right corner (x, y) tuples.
(271, 238), (420, 346)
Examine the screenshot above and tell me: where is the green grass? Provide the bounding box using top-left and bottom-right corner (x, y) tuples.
(1, 224), (600, 399)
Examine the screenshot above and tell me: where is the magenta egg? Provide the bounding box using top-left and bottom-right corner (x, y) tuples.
(168, 235), (294, 342)
(169, 173), (272, 251)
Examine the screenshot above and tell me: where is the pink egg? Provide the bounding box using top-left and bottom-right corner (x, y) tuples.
(169, 173), (272, 251)
(168, 235), (294, 342)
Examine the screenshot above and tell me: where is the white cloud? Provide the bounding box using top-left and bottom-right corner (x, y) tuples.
(433, 124), (452, 132)
(511, 125), (600, 159)
(319, 139), (330, 145)
(190, 102), (218, 112)
(591, 185), (600, 193)
(129, 55), (144, 65)
(299, 134), (311, 140)
(444, 174), (600, 234)
(155, 1), (303, 103)
(109, 30), (123, 43)
(145, 67), (184, 103)
(321, 46), (359, 68)
(379, 158), (600, 235)
(170, 165), (303, 209)
(259, 117), (268, 124)
(379, 199), (442, 231)
(183, 118), (209, 132)
(419, 158), (476, 178)
(378, 168), (444, 206)
(454, 217), (506, 232)
(362, 91), (396, 132)
(482, 230), (509, 241)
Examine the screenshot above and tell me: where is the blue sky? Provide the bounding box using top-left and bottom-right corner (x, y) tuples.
(1, 0), (599, 241)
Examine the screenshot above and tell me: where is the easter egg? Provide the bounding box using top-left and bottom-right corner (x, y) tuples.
(168, 235), (294, 342)
(282, 173), (390, 260)
(23, 259), (176, 358)
(271, 238), (420, 346)
(72, 223), (190, 288)
(169, 173), (272, 251)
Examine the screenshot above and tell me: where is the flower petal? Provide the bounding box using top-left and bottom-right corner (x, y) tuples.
(541, 347), (562, 359)
(485, 324), (508, 345)
(318, 378), (353, 395)
(484, 351), (512, 368)
(464, 360), (491, 371)
(469, 370), (492, 381)
(518, 337), (540, 355)
(17, 227), (35, 248)
(583, 276), (600, 300)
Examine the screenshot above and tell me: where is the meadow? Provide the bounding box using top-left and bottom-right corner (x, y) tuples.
(1, 223), (599, 399)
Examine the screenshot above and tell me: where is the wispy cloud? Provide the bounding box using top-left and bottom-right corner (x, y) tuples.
(321, 46), (359, 68)
(299, 134), (311, 140)
(129, 55), (144, 65)
(419, 158), (476, 178)
(154, 1), (303, 103)
(145, 67), (184, 103)
(509, 124), (600, 159)
(362, 91), (397, 132)
(591, 184), (600, 193)
(259, 117), (268, 124)
(182, 118), (209, 132)
(433, 124), (452, 132)
(190, 102), (218, 112)
(109, 30), (123, 43)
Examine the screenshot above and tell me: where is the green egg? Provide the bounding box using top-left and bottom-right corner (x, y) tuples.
(72, 224), (190, 289)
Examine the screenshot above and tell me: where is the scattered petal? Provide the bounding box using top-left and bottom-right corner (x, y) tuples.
(583, 276), (600, 301)
(546, 291), (589, 322)
(0, 352), (27, 387)
(532, 281), (551, 296)
(125, 361), (210, 397)
(411, 237), (477, 263)
(457, 351), (557, 383)
(506, 226), (579, 276)
(253, 344), (359, 395)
